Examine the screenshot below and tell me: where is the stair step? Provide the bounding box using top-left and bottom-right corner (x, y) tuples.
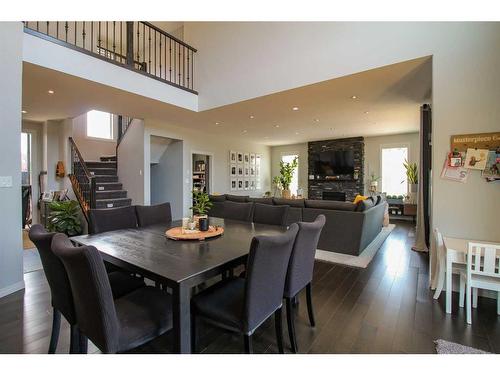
(93, 175), (119, 183)
(86, 161), (117, 169)
(94, 182), (123, 191)
(95, 190), (127, 199)
(95, 198), (132, 209)
(100, 155), (117, 162)
(88, 167), (117, 176)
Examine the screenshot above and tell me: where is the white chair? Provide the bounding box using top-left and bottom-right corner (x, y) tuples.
(466, 242), (500, 324)
(433, 228), (466, 307)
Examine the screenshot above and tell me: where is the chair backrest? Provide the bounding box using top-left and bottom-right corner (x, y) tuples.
(223, 200), (254, 222)
(434, 228), (445, 260)
(467, 242), (500, 279)
(284, 215), (326, 298)
(28, 224), (76, 324)
(135, 202), (172, 227)
(51, 233), (120, 353)
(252, 203), (289, 226)
(89, 206), (138, 234)
(243, 224), (299, 333)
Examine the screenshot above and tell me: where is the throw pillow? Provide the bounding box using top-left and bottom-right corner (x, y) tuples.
(353, 194), (368, 204)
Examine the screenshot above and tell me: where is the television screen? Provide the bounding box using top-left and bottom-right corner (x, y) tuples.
(313, 150), (355, 176)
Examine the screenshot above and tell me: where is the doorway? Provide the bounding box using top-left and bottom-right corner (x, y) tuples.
(192, 153), (212, 195)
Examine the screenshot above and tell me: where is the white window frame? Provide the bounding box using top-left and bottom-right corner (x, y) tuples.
(86, 110), (115, 142)
(379, 143), (410, 197)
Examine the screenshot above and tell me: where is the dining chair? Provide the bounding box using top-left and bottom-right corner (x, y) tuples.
(432, 228), (466, 307)
(51, 233), (174, 353)
(28, 224), (145, 354)
(223, 200), (254, 222)
(88, 206), (137, 234)
(252, 203), (289, 226)
(284, 215), (326, 353)
(135, 202), (172, 227)
(191, 224), (299, 354)
(466, 242), (500, 324)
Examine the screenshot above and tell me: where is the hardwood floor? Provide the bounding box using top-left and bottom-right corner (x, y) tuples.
(1, 221), (500, 354)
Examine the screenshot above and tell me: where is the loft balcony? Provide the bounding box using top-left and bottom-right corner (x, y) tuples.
(23, 21), (197, 94)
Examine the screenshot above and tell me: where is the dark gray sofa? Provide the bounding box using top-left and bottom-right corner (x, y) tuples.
(208, 194), (386, 256)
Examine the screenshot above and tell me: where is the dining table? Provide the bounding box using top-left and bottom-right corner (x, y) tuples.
(70, 217), (288, 354)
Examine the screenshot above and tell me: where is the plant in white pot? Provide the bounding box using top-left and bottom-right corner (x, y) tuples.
(403, 159), (418, 204)
(190, 190), (213, 229)
(277, 156), (298, 199)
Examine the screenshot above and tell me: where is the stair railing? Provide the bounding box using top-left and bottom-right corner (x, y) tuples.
(68, 137), (96, 221)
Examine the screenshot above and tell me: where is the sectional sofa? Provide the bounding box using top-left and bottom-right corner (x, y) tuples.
(208, 194), (386, 256)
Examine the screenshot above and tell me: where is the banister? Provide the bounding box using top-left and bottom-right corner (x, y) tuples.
(139, 21), (197, 52)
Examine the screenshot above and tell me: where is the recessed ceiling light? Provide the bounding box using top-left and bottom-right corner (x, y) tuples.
(292, 106), (299, 111)
(249, 115), (254, 119)
(215, 122), (220, 125)
(351, 95), (357, 99)
(314, 119), (320, 122)
(21, 110), (27, 114)
(274, 124), (280, 128)
(48, 90), (55, 94)
(242, 129), (248, 133)
(295, 132), (300, 135)
(330, 128), (334, 131)
(364, 111), (369, 114)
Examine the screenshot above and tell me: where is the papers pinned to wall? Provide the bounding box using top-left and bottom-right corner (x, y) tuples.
(482, 150), (500, 183)
(440, 155), (469, 183)
(464, 148), (489, 170)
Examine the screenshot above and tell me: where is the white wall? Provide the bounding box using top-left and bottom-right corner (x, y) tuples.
(270, 143), (309, 197)
(185, 22), (500, 242)
(364, 132), (420, 195)
(0, 22), (24, 297)
(71, 112), (117, 161)
(117, 119), (145, 205)
(144, 120), (272, 216)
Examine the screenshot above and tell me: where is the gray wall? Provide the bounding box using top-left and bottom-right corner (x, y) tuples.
(0, 22), (24, 297)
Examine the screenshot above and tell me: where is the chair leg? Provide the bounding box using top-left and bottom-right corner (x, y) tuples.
(285, 298), (298, 353)
(473, 288), (478, 308)
(466, 284), (472, 325)
(243, 334), (253, 354)
(306, 283), (316, 327)
(459, 274), (465, 308)
(48, 308), (61, 354)
(274, 307), (285, 354)
(78, 331), (88, 354)
(191, 313), (197, 353)
(69, 325), (80, 354)
(433, 266), (445, 299)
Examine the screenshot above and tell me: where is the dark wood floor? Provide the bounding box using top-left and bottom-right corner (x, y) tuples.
(2, 221), (500, 354)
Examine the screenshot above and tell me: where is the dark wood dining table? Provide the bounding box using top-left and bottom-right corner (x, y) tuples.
(70, 217), (287, 354)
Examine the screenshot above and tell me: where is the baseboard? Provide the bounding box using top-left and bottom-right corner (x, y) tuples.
(0, 280), (25, 299)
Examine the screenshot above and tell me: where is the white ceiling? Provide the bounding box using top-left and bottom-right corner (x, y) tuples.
(22, 56), (431, 145)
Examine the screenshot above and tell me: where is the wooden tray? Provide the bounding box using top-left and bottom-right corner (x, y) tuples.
(165, 226), (224, 241)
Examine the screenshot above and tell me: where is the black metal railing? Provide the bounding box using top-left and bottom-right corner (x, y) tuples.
(23, 21), (197, 93)
(117, 115), (133, 146)
(69, 137), (95, 221)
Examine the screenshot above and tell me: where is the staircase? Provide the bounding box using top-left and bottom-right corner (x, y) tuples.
(86, 156), (132, 209)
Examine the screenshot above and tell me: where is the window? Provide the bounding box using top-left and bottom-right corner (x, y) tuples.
(86, 110), (113, 140)
(21, 132), (31, 185)
(281, 154), (299, 195)
(381, 146), (409, 196)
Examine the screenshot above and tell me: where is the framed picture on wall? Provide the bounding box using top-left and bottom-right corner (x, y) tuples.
(237, 179), (244, 190)
(244, 166), (250, 176)
(237, 152), (244, 163)
(237, 165), (244, 177)
(244, 179), (250, 190)
(244, 153), (250, 164)
(230, 150), (237, 163)
(250, 166), (255, 176)
(250, 180), (256, 190)
(230, 164), (237, 177)
(230, 178), (237, 191)
(250, 153), (256, 165)
(256, 179), (261, 190)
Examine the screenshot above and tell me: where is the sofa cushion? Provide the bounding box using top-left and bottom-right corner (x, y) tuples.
(209, 194), (226, 202)
(356, 196), (375, 212)
(226, 194), (249, 203)
(248, 197), (274, 205)
(208, 201), (225, 218)
(273, 198), (305, 208)
(304, 200), (356, 211)
(223, 201), (254, 222)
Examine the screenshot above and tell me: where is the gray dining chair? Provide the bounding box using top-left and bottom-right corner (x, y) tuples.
(88, 206), (137, 234)
(284, 215), (326, 353)
(252, 203), (289, 226)
(51, 233), (174, 353)
(191, 224), (299, 353)
(135, 202), (172, 227)
(28, 224), (145, 354)
(222, 201), (254, 222)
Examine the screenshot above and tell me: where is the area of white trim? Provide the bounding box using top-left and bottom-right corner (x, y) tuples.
(315, 224), (395, 268)
(0, 280), (25, 299)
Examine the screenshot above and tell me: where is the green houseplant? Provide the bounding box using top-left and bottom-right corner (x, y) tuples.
(47, 200), (82, 236)
(276, 157), (298, 198)
(191, 190), (213, 216)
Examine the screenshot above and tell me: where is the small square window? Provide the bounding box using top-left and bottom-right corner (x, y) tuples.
(86, 110), (113, 140)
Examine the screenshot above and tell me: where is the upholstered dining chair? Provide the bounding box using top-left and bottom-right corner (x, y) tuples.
(284, 215), (326, 353)
(28, 224), (145, 354)
(252, 203), (289, 226)
(51, 233), (174, 353)
(135, 202), (172, 227)
(88, 206), (137, 234)
(191, 224), (299, 354)
(223, 200), (254, 222)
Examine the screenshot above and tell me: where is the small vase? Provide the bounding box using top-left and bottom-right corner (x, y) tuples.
(199, 217), (209, 231)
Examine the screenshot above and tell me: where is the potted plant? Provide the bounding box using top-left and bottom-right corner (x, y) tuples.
(368, 172), (380, 193)
(47, 200), (82, 236)
(277, 157), (298, 199)
(403, 159), (418, 203)
(190, 190), (213, 230)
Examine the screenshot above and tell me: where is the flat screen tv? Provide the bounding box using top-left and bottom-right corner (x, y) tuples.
(312, 150), (355, 177)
